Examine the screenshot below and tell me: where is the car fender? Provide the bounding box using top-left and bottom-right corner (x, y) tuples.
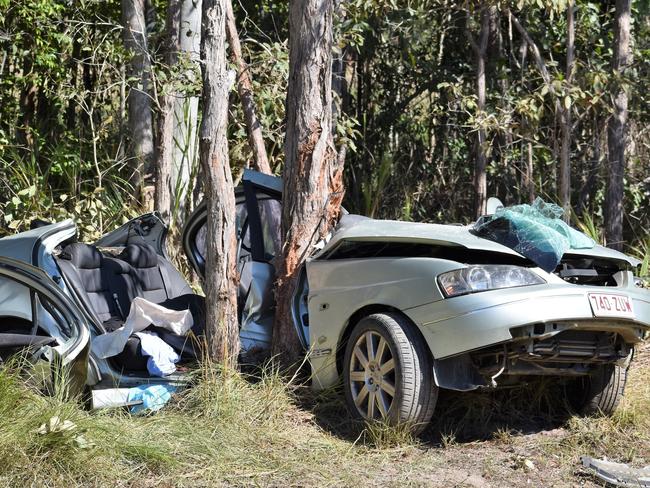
(305, 257), (458, 389)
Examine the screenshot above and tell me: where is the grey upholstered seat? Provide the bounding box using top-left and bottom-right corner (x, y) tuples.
(56, 242), (204, 371)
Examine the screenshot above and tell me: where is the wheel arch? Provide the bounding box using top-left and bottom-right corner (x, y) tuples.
(335, 304), (430, 378)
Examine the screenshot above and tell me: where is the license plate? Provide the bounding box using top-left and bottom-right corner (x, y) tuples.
(588, 293), (635, 319)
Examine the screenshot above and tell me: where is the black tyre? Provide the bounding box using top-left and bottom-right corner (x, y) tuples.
(342, 312), (438, 433)
(569, 363), (628, 416)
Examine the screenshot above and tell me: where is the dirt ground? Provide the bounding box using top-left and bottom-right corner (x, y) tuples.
(311, 342), (650, 487)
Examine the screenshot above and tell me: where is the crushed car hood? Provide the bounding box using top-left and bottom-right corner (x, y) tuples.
(319, 215), (525, 258)
(318, 215), (640, 268)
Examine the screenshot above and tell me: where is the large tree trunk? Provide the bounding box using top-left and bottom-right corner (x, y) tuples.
(199, 0), (239, 366)
(155, 0), (181, 223)
(468, 6), (492, 219)
(272, 0), (344, 364)
(225, 0), (271, 174)
(122, 0), (155, 200)
(172, 0), (202, 220)
(605, 0), (631, 251)
(558, 0), (574, 219)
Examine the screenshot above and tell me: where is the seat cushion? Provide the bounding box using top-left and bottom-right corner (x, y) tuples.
(61, 243), (121, 323)
(113, 336), (149, 372)
(119, 244), (169, 304)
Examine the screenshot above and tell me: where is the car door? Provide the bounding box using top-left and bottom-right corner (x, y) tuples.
(0, 257), (91, 394)
(182, 169), (293, 352)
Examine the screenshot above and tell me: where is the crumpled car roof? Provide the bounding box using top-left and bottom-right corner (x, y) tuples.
(320, 214), (640, 268)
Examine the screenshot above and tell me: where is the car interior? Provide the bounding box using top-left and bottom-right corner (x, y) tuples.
(54, 242), (205, 374)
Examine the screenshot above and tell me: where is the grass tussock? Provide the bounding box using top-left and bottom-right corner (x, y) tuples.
(0, 360), (409, 487)
(555, 352), (650, 465)
(0, 346), (648, 486)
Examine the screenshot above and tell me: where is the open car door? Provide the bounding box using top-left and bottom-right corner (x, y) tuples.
(182, 170), (309, 351)
(0, 257), (91, 393)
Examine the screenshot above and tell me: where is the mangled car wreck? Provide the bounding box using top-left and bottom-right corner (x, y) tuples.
(0, 170), (648, 431)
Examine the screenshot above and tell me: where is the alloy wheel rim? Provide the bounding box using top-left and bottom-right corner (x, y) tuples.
(349, 330), (396, 419)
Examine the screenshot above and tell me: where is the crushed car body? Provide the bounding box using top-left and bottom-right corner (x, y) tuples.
(0, 169), (648, 430)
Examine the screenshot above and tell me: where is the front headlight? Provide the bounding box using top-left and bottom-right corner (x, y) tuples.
(438, 265), (545, 298)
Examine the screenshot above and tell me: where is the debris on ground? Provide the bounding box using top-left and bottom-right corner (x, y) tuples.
(91, 384), (176, 413)
(581, 456), (650, 487)
(36, 416), (95, 449)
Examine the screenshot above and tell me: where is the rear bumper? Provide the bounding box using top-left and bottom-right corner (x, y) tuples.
(405, 283), (650, 360)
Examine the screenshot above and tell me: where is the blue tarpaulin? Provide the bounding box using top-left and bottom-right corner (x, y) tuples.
(474, 198), (595, 272)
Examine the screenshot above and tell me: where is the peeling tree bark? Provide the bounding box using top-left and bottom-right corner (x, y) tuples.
(272, 0), (344, 364)
(122, 0), (155, 200)
(605, 0), (631, 251)
(225, 0), (271, 174)
(199, 0), (239, 366)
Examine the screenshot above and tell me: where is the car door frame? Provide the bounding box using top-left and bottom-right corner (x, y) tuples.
(0, 257), (91, 392)
(183, 169), (283, 279)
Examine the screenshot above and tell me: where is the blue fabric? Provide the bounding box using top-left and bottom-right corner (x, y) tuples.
(135, 331), (180, 377)
(128, 384), (176, 413)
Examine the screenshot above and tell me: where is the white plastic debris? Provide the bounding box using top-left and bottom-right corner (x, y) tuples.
(581, 456), (650, 487)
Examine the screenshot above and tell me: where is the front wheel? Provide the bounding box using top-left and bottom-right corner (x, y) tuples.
(342, 312), (438, 433)
(568, 363), (628, 416)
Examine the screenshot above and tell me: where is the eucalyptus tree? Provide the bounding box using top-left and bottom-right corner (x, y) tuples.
(272, 0), (344, 362)
(199, 0), (240, 365)
(122, 0), (155, 200)
(605, 0), (632, 251)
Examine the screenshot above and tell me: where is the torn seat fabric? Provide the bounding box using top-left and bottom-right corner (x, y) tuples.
(92, 297), (193, 359)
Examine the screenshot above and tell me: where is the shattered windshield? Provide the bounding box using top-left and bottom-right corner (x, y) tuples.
(473, 198), (595, 272)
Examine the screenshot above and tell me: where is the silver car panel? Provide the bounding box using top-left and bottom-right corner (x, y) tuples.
(305, 250), (650, 390)
(0, 257), (91, 375)
(316, 215), (640, 268)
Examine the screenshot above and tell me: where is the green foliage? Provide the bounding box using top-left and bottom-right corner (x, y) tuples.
(0, 0), (648, 253)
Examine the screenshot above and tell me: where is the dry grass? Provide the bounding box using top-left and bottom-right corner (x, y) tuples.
(0, 345), (647, 487)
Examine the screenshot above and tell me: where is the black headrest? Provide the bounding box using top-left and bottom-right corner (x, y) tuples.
(63, 243), (103, 269)
(119, 244), (159, 269)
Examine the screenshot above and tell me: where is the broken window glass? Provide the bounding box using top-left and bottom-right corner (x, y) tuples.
(473, 198), (595, 272)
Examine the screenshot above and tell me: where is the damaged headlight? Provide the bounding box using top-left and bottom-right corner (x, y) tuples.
(438, 265), (545, 298)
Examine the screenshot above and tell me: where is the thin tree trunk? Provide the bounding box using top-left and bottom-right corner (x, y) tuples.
(579, 114), (602, 212)
(122, 0), (155, 200)
(467, 6), (492, 218)
(66, 37), (81, 132)
(225, 0), (271, 174)
(173, 0), (202, 221)
(18, 52), (36, 150)
(509, 10), (569, 208)
(526, 141), (535, 202)
(199, 0), (239, 366)
(605, 0), (631, 251)
(273, 0), (343, 364)
(558, 0), (575, 219)
(155, 0), (181, 223)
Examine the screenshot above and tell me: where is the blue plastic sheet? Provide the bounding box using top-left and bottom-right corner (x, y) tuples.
(474, 198), (595, 272)
(128, 384), (176, 414)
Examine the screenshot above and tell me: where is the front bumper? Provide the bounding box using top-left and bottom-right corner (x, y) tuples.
(405, 281), (650, 360)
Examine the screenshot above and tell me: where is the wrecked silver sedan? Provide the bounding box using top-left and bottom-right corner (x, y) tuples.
(1, 170), (649, 431)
